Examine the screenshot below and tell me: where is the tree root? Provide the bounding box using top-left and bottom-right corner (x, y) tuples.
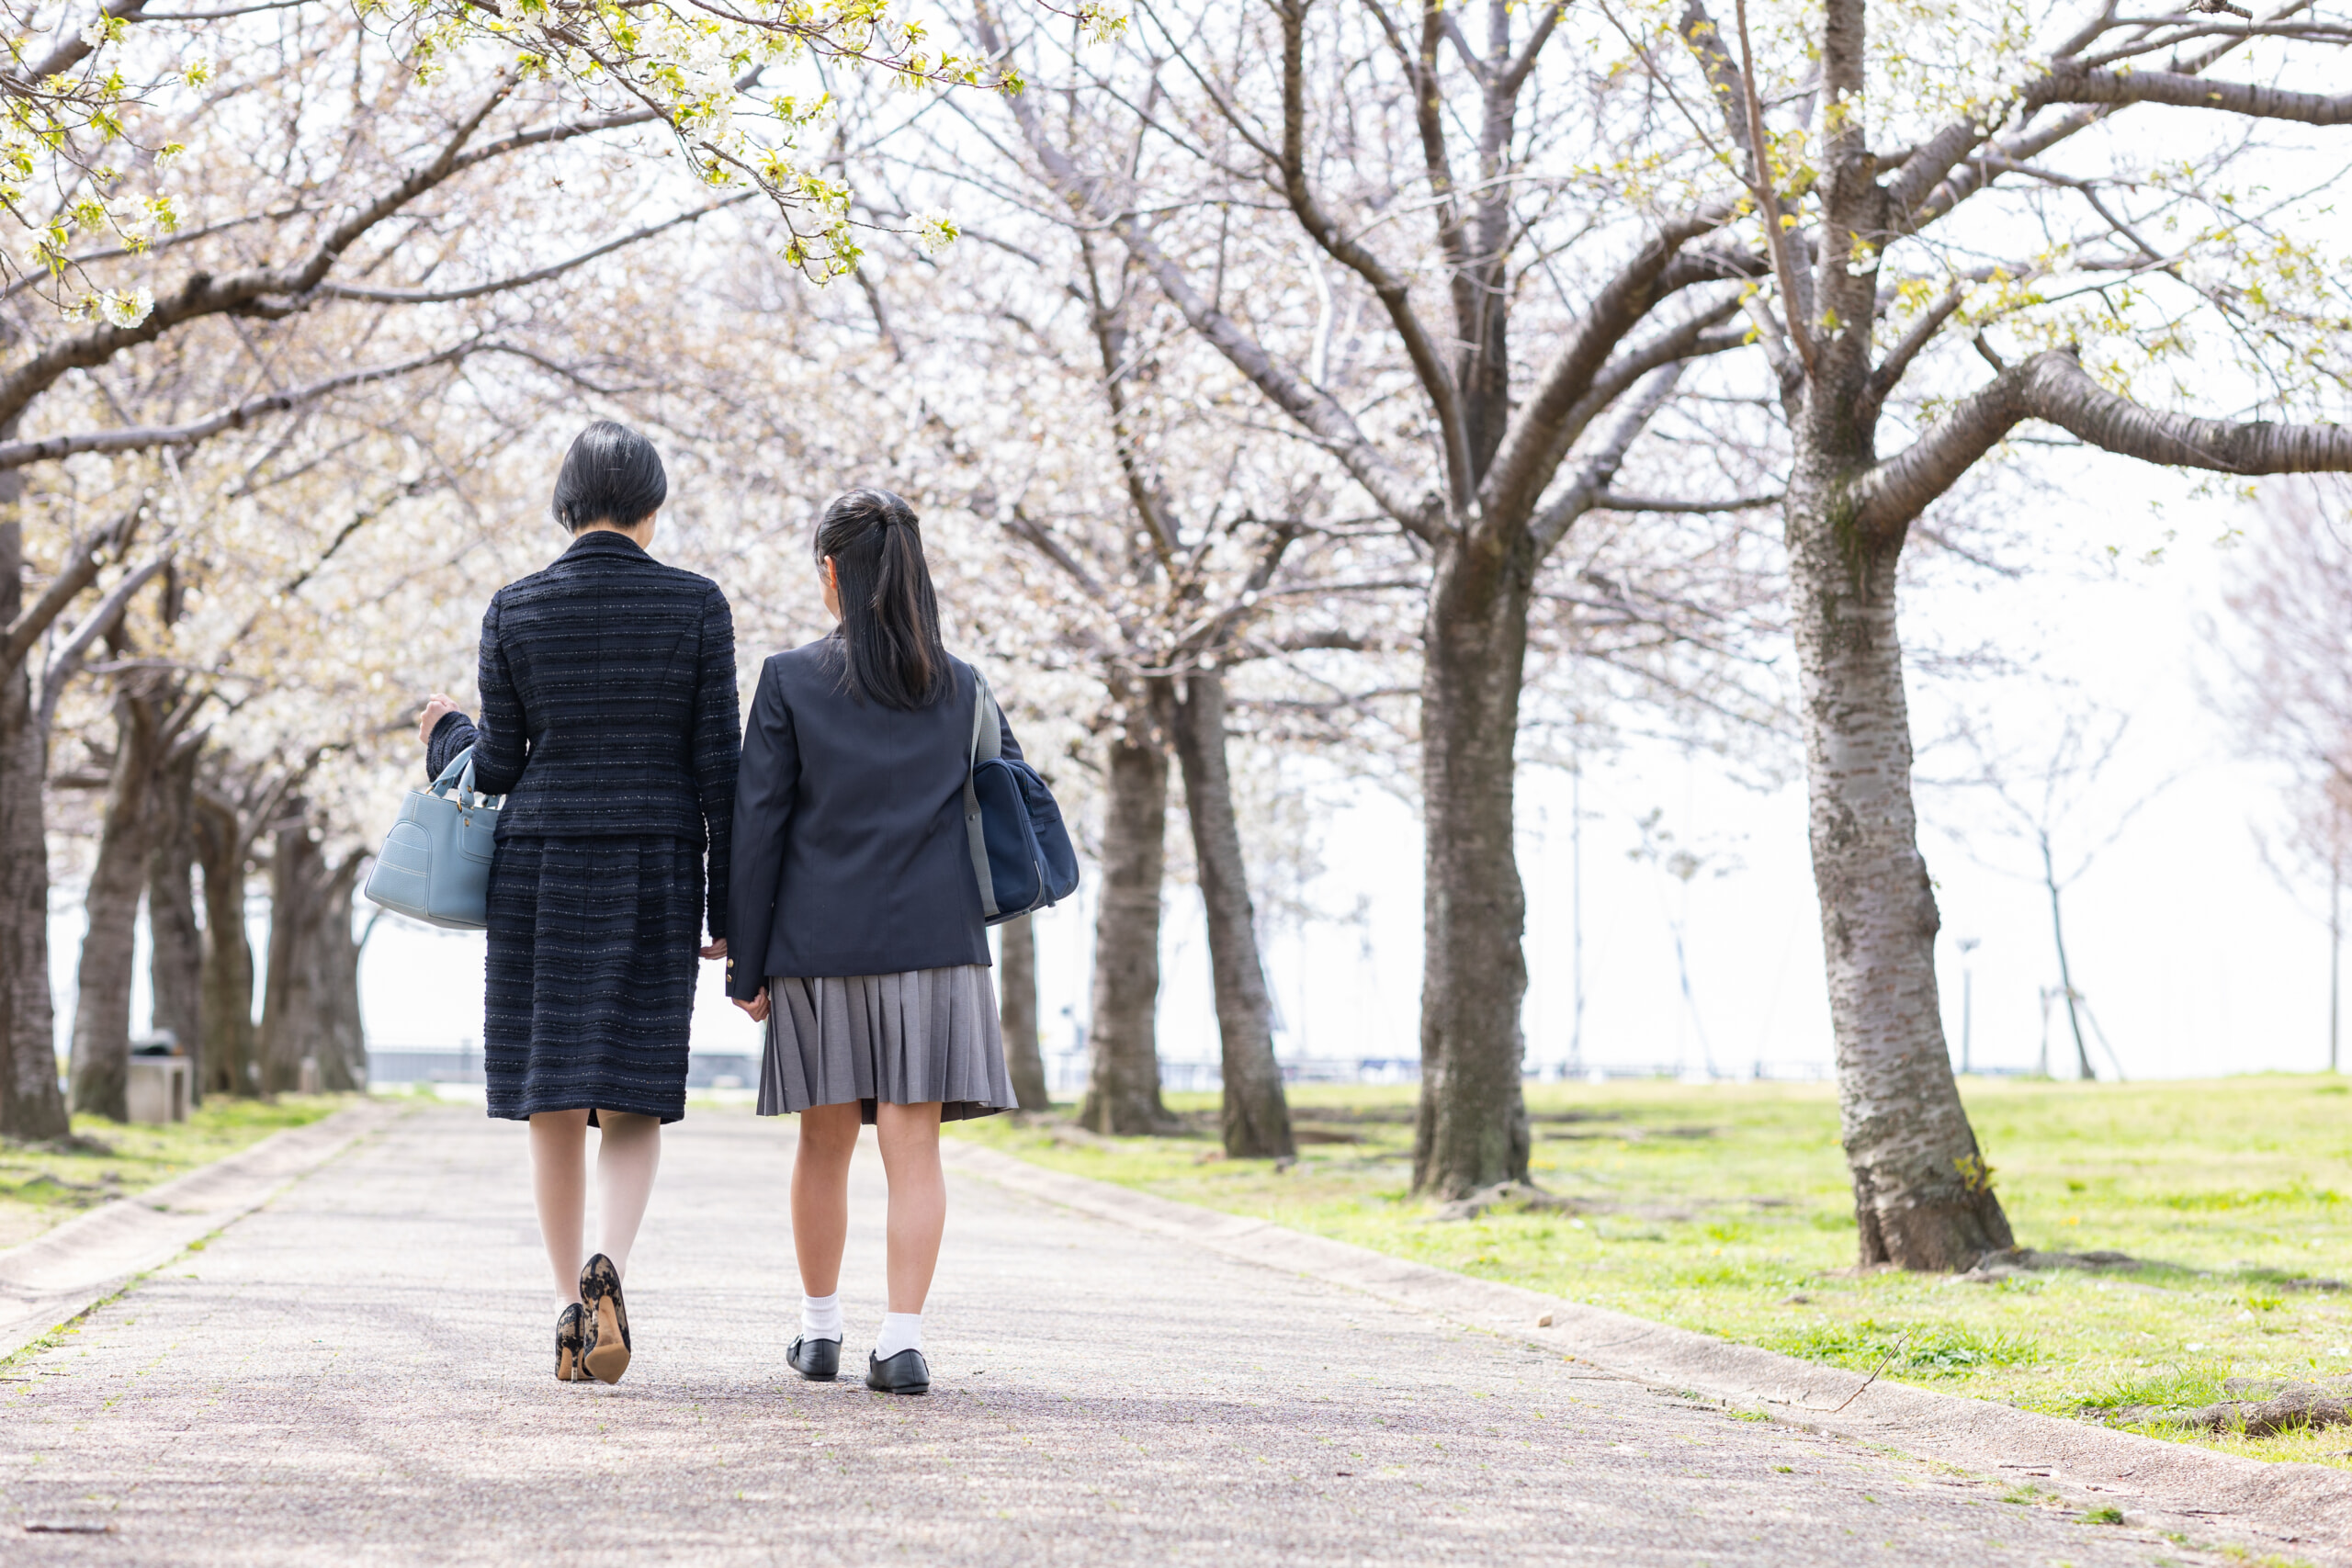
(1430, 1180), (1586, 1222)
(2097, 1377), (2352, 1437)
(1953, 1247), (2140, 1282)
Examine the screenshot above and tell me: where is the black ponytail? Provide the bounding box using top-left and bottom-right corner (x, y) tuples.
(814, 487), (948, 710)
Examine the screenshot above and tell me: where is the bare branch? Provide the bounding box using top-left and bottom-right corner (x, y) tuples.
(1272, 0), (1472, 512)
(1853, 348), (2352, 535)
(969, 4), (1439, 537)
(0, 342), (491, 468)
(315, 196), (752, 303)
(9, 0), (151, 86)
(1498, 2), (1569, 96)
(1476, 216), (1747, 529)
(2039, 65), (2349, 125)
(1002, 506), (1110, 604)
(1, 502), (141, 674)
(0, 72), (518, 430)
(1677, 1), (1757, 164)
(1861, 281), (1967, 424)
(1890, 6), (2300, 230)
(1733, 0), (1816, 373)
(37, 535), (178, 734)
(1593, 491), (1783, 513)
(1532, 364), (1684, 556)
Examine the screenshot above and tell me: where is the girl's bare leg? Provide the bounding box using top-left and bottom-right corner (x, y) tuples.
(792, 1101), (862, 1297)
(874, 1101), (944, 1314)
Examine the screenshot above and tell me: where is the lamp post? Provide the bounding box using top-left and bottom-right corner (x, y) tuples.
(1956, 937), (1981, 1075)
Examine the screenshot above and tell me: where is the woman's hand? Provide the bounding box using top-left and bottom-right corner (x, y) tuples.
(417, 694), (460, 747)
(732, 987), (770, 1025)
(699, 937), (727, 961)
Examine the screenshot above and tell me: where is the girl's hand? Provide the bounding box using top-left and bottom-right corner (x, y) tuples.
(418, 694), (460, 747)
(732, 987), (770, 1025)
(699, 937), (727, 960)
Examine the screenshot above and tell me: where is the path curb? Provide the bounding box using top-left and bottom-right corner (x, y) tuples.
(0, 1097), (409, 1361)
(944, 1138), (2352, 1561)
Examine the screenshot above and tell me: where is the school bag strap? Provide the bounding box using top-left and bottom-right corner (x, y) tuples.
(962, 663), (1080, 926)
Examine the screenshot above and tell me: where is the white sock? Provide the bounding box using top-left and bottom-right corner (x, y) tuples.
(800, 1292), (842, 1343)
(874, 1312), (923, 1361)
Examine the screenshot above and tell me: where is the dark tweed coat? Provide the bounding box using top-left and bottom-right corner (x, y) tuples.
(427, 529), (740, 1123)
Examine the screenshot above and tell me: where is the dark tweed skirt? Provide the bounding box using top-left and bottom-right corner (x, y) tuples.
(483, 835), (704, 1125)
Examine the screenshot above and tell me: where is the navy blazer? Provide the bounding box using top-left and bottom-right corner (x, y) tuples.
(427, 529), (740, 937)
(726, 637), (1020, 997)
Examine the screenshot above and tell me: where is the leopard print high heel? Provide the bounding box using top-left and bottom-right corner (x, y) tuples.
(555, 1303), (587, 1382)
(579, 1254), (631, 1384)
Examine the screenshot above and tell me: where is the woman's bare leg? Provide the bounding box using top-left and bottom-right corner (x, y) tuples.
(874, 1101), (944, 1314)
(528, 1110), (590, 1308)
(593, 1111), (662, 1278)
(792, 1101), (862, 1298)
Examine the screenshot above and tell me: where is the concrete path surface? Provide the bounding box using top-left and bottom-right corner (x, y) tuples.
(0, 1100), (402, 1360)
(0, 1104), (2262, 1565)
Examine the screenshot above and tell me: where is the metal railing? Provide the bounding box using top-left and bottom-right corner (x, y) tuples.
(366, 1047), (759, 1091)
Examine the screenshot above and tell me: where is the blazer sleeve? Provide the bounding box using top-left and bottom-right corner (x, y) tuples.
(424, 710), (475, 781)
(467, 592), (530, 796)
(693, 584), (741, 940)
(725, 659), (797, 1000)
(996, 704), (1024, 764)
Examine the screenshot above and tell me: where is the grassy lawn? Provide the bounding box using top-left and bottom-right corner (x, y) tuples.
(0, 1093), (352, 1249)
(948, 1074), (2352, 1468)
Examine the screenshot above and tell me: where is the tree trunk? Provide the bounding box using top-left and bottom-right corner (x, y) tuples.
(311, 852), (366, 1091)
(148, 740), (203, 1098)
(1079, 717), (1174, 1134)
(193, 793), (257, 1098)
(258, 824), (367, 1094)
(68, 687), (162, 1121)
(1785, 446), (2014, 1270)
(1411, 536), (1534, 1198)
(1168, 670), (1294, 1160)
(257, 821), (319, 1094)
(997, 912), (1051, 1111)
(0, 517), (67, 1141)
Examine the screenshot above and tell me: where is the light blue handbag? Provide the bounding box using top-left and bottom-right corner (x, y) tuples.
(363, 746), (502, 930)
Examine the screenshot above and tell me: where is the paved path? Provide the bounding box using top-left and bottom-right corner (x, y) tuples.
(1, 1104), (2239, 1565)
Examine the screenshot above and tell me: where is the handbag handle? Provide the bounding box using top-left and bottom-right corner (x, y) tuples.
(428, 746), (504, 811)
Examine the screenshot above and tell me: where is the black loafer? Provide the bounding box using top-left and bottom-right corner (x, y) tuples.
(787, 1335), (841, 1382)
(866, 1348), (929, 1394)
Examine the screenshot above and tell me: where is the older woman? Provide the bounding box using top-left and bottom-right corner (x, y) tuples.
(417, 421), (738, 1385)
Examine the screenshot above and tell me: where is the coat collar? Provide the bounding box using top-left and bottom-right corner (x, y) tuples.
(560, 528), (651, 563)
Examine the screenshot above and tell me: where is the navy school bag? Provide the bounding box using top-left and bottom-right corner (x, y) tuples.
(961, 670), (1080, 924)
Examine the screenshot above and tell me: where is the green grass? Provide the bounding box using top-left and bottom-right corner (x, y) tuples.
(946, 1075), (2352, 1467)
(0, 1093), (350, 1247)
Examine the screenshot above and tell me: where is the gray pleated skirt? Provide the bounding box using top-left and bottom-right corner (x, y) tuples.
(757, 965), (1016, 1123)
